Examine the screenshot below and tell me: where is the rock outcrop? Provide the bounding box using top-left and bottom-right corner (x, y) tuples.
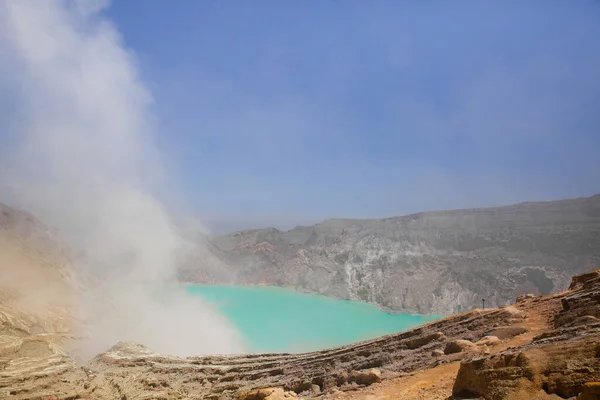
(239, 387), (299, 400)
(444, 339), (477, 355)
(348, 368), (381, 385)
(201, 194), (600, 314)
(453, 270), (600, 400)
(475, 335), (501, 347)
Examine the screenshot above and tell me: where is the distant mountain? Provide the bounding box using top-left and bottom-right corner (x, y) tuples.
(3, 193), (600, 315)
(190, 194), (600, 314)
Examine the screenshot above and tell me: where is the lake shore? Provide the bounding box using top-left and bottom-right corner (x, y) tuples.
(184, 283), (443, 353)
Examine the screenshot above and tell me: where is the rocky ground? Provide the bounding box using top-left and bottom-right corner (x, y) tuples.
(2, 237), (600, 399)
(199, 194), (600, 314)
(2, 198), (600, 399)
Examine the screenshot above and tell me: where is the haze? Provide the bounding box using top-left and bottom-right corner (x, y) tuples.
(106, 0), (600, 233)
(0, 0), (244, 359)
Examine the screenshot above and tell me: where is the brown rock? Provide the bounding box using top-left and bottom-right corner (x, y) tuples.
(499, 305), (525, 318)
(239, 388), (298, 400)
(348, 369), (382, 386)
(309, 384), (321, 395)
(453, 336), (600, 400)
(517, 293), (536, 302)
(4, 214), (600, 400)
(486, 325), (527, 339)
(405, 331), (446, 349)
(579, 382), (600, 400)
(479, 344), (491, 355)
(568, 269), (600, 290)
(476, 335), (501, 346)
(431, 349), (445, 357)
(444, 339), (476, 355)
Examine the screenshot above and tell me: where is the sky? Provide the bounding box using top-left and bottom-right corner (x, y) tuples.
(5, 1), (600, 234)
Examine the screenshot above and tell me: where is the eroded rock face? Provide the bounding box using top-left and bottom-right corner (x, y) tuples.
(554, 269), (600, 328)
(3, 200), (600, 400)
(204, 195), (600, 314)
(454, 335), (600, 400)
(453, 270), (600, 400)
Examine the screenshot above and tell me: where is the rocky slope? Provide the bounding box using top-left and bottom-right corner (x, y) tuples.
(204, 194), (600, 314)
(0, 202), (86, 399)
(2, 200), (600, 399)
(4, 252), (600, 399)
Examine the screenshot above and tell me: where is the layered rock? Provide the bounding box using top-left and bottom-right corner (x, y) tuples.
(2, 198), (600, 399)
(453, 270), (600, 400)
(81, 303), (532, 399)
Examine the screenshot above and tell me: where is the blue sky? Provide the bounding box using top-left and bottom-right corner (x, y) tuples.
(104, 2), (596, 232)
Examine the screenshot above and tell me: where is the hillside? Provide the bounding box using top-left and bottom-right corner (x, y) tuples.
(205, 194), (600, 314)
(1, 199), (600, 399)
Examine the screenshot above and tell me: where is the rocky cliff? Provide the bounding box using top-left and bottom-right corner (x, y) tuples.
(2, 198), (600, 399)
(4, 242), (600, 399)
(203, 194), (600, 314)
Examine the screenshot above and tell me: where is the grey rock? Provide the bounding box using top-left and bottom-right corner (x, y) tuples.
(194, 194), (600, 314)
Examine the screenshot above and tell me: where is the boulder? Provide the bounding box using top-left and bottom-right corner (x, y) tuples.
(405, 331), (446, 349)
(562, 315), (600, 328)
(238, 388), (298, 400)
(348, 368), (382, 386)
(568, 269), (600, 290)
(453, 336), (600, 400)
(308, 384), (321, 395)
(499, 306), (526, 319)
(431, 349), (445, 357)
(476, 335), (501, 347)
(444, 339), (476, 355)
(579, 382), (600, 400)
(516, 294), (536, 302)
(486, 326), (527, 339)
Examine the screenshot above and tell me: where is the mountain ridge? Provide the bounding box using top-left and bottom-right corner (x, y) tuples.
(215, 193), (600, 236)
(194, 194), (600, 314)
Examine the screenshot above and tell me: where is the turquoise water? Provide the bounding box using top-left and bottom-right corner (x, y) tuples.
(186, 285), (443, 353)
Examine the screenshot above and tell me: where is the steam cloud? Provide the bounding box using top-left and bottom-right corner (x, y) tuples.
(0, 0), (245, 359)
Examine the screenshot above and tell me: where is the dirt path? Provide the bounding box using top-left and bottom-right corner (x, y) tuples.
(332, 362), (460, 400)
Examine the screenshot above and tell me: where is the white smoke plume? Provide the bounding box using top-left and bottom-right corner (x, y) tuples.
(0, 0), (245, 359)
